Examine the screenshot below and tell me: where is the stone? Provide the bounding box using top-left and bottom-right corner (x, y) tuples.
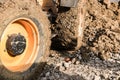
(45, 72), (50, 77)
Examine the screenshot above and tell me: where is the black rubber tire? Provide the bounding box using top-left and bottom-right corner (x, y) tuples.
(0, 0), (50, 80)
(51, 0), (86, 50)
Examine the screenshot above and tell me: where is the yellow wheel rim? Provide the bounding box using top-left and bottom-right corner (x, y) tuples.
(0, 18), (40, 72)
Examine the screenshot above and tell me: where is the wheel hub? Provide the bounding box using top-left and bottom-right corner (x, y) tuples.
(6, 34), (26, 56)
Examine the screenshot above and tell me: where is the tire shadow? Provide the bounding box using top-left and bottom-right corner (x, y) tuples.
(38, 63), (86, 80)
(0, 62), (85, 80)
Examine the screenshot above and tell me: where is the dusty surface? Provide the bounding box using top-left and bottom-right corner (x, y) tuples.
(37, 0), (120, 80)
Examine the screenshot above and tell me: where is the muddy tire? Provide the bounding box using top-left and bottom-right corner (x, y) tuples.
(51, 0), (86, 50)
(0, 0), (50, 80)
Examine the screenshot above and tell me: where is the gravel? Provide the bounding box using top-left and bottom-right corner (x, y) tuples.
(37, 50), (120, 80)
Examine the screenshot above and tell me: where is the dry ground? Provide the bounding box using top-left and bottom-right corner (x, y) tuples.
(37, 0), (120, 80)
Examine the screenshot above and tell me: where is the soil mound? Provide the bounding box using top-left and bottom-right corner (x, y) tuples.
(84, 0), (120, 60)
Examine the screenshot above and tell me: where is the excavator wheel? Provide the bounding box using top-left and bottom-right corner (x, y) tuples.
(0, 0), (50, 80)
(51, 0), (86, 50)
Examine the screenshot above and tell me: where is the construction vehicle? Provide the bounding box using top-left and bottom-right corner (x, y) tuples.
(0, 0), (86, 79)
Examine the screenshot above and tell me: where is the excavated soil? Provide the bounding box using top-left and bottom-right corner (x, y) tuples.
(37, 0), (120, 80)
(84, 0), (120, 60)
(51, 0), (85, 50)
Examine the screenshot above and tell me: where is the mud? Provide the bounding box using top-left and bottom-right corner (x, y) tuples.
(83, 0), (120, 60)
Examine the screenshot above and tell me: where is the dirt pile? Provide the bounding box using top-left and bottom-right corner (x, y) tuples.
(84, 0), (120, 60)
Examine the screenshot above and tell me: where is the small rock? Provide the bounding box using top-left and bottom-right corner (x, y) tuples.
(72, 58), (76, 64)
(49, 53), (56, 57)
(98, 51), (110, 61)
(117, 61), (120, 64)
(117, 77), (120, 80)
(60, 66), (66, 71)
(64, 57), (71, 62)
(55, 73), (60, 78)
(100, 74), (106, 79)
(104, 73), (109, 79)
(56, 63), (62, 67)
(94, 75), (100, 80)
(77, 54), (82, 60)
(75, 61), (80, 65)
(63, 62), (71, 68)
(45, 72), (50, 77)
(104, 0), (111, 8)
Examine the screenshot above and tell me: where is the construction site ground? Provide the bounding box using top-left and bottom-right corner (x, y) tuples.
(37, 0), (120, 80)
